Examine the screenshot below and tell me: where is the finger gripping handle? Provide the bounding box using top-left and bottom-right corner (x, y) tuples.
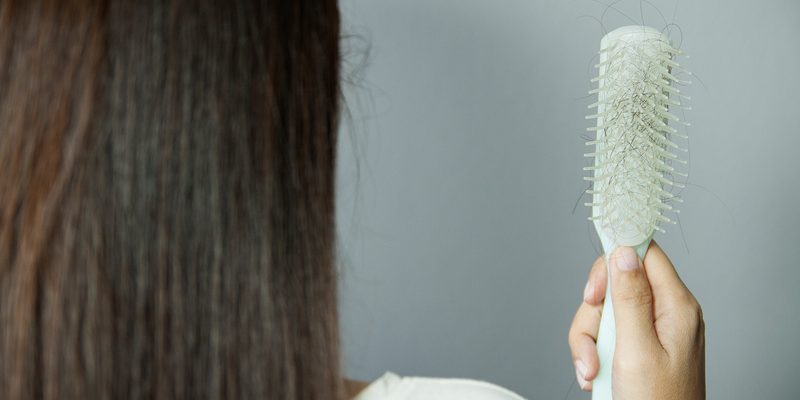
(592, 242), (649, 400)
(592, 253), (615, 400)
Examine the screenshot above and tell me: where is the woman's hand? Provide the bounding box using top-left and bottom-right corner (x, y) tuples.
(567, 241), (705, 399)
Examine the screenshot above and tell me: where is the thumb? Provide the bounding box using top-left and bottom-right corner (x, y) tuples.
(610, 246), (661, 353)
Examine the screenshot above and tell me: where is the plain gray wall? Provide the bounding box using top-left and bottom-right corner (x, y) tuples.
(335, 1), (800, 399)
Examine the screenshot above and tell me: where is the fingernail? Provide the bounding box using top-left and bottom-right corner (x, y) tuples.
(574, 359), (589, 388)
(583, 280), (593, 302)
(613, 247), (640, 271)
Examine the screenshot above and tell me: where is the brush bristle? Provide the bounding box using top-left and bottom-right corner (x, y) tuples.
(584, 26), (690, 247)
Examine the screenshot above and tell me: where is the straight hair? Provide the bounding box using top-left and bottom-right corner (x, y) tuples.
(0, 1), (343, 399)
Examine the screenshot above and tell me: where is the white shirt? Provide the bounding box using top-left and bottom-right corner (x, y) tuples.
(352, 371), (526, 400)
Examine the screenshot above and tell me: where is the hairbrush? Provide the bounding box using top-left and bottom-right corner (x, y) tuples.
(584, 25), (690, 399)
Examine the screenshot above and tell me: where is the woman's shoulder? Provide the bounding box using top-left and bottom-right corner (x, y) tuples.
(352, 371), (526, 400)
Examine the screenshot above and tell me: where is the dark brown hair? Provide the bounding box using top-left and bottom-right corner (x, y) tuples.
(0, 1), (342, 399)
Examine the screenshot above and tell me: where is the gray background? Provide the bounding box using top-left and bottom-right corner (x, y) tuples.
(335, 1), (800, 399)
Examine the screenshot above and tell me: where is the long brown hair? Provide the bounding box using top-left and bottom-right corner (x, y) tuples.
(0, 1), (343, 399)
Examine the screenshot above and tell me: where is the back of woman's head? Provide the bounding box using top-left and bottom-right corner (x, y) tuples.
(0, 1), (342, 399)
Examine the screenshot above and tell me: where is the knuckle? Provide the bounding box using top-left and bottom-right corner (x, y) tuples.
(591, 256), (605, 271)
(674, 291), (698, 308)
(673, 296), (704, 335)
(697, 318), (706, 346)
(692, 301), (704, 321)
(567, 333), (583, 359)
(697, 314), (706, 337)
(691, 302), (705, 333)
(679, 296), (703, 322)
(567, 322), (581, 347)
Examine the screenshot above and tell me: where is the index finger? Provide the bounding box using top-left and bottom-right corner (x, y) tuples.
(642, 240), (696, 307)
(584, 255), (607, 306)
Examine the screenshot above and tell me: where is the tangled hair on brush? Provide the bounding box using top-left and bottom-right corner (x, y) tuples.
(585, 27), (690, 246)
(0, 1), (343, 399)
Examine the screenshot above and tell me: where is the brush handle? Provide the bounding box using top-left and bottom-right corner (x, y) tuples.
(592, 241), (650, 400)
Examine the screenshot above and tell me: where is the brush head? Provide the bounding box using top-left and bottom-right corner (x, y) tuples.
(584, 26), (689, 249)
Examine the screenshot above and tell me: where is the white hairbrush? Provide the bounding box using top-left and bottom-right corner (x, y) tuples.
(584, 25), (690, 399)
